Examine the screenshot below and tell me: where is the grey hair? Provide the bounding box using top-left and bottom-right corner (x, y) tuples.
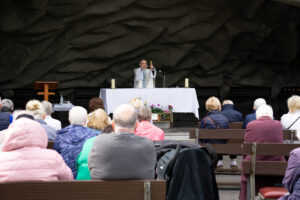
(256, 105), (273, 119)
(1, 99), (14, 111)
(42, 101), (53, 115)
(113, 104), (137, 130)
(138, 106), (152, 122)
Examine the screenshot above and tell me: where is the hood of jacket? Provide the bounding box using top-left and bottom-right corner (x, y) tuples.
(2, 118), (48, 151)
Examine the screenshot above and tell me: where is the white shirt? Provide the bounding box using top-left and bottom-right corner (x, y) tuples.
(44, 115), (62, 131)
(281, 111), (300, 138)
(134, 68), (156, 88)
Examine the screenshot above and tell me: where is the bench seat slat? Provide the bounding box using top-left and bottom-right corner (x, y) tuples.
(242, 161), (287, 176)
(0, 180), (166, 200)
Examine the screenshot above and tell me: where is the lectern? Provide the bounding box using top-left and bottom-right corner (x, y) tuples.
(34, 81), (59, 101)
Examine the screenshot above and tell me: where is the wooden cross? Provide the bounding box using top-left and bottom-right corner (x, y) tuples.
(34, 81), (59, 101)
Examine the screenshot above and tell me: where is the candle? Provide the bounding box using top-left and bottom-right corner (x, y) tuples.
(111, 79), (116, 89)
(185, 78), (189, 88)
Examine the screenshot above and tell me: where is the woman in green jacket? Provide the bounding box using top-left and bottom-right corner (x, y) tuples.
(76, 109), (110, 180)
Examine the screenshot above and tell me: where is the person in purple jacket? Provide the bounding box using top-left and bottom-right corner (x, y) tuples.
(279, 148), (300, 200)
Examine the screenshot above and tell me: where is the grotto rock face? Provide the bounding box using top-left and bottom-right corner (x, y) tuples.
(0, 0), (300, 97)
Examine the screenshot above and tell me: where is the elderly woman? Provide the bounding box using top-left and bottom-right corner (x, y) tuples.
(76, 109), (109, 180)
(279, 148), (300, 200)
(0, 118), (73, 182)
(135, 106), (164, 141)
(200, 96), (229, 168)
(42, 100), (62, 131)
(281, 95), (300, 137)
(26, 100), (57, 141)
(54, 106), (97, 179)
(240, 105), (285, 200)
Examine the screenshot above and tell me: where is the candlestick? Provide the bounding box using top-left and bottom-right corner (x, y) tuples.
(111, 79), (116, 89)
(184, 78), (189, 88)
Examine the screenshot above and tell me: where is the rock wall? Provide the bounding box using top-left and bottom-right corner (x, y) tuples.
(0, 0), (300, 98)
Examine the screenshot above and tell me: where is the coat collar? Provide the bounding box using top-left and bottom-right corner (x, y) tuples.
(222, 104), (235, 110)
(207, 110), (220, 116)
(257, 116), (272, 121)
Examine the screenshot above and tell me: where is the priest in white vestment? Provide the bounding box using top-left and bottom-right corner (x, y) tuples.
(134, 59), (157, 88)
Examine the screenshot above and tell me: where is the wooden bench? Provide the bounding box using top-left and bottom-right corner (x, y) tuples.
(242, 143), (300, 200)
(47, 141), (54, 149)
(189, 129), (297, 156)
(229, 122), (243, 129)
(0, 180), (166, 200)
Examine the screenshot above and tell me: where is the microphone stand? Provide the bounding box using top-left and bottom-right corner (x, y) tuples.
(159, 70), (166, 88)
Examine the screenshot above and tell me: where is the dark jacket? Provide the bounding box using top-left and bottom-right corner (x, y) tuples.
(220, 104), (242, 123)
(166, 148), (219, 200)
(54, 125), (97, 178)
(242, 112), (256, 129)
(88, 132), (156, 180)
(0, 112), (11, 131)
(199, 110), (229, 144)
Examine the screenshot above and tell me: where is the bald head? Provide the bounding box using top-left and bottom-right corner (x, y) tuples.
(113, 104), (137, 132)
(222, 100), (234, 106)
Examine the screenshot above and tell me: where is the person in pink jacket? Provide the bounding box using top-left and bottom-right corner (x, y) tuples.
(0, 117), (73, 182)
(135, 106), (165, 141)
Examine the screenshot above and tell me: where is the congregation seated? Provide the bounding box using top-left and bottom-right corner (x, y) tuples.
(0, 117), (73, 182)
(220, 100), (242, 122)
(0, 99), (12, 131)
(200, 96), (231, 169)
(281, 95), (300, 137)
(242, 98), (266, 129)
(279, 147), (300, 200)
(88, 97), (112, 124)
(135, 106), (165, 141)
(26, 100), (57, 141)
(1, 99), (14, 123)
(42, 100), (62, 131)
(76, 108), (110, 180)
(240, 105), (285, 200)
(88, 104), (156, 180)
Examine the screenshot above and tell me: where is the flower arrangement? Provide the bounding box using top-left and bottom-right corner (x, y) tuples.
(150, 104), (173, 121)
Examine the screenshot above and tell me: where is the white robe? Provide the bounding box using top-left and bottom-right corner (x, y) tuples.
(134, 68), (156, 88)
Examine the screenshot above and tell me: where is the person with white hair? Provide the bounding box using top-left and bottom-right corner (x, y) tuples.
(240, 104), (285, 199)
(1, 99), (14, 113)
(54, 106), (97, 179)
(88, 104), (156, 180)
(42, 101), (62, 130)
(242, 98), (267, 128)
(26, 100), (57, 141)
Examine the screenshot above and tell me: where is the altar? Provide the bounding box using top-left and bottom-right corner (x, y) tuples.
(100, 88), (199, 119)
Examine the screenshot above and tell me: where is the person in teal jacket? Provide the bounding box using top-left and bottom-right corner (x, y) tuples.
(76, 108), (110, 180)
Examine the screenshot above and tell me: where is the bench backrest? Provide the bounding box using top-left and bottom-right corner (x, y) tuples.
(242, 143), (300, 176)
(47, 141), (54, 149)
(189, 129), (297, 156)
(0, 180), (166, 200)
(229, 122), (243, 129)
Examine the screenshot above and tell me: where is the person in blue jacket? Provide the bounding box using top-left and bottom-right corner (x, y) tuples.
(200, 96), (229, 170)
(220, 100), (243, 169)
(221, 100), (242, 123)
(242, 98), (266, 129)
(54, 106), (97, 179)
